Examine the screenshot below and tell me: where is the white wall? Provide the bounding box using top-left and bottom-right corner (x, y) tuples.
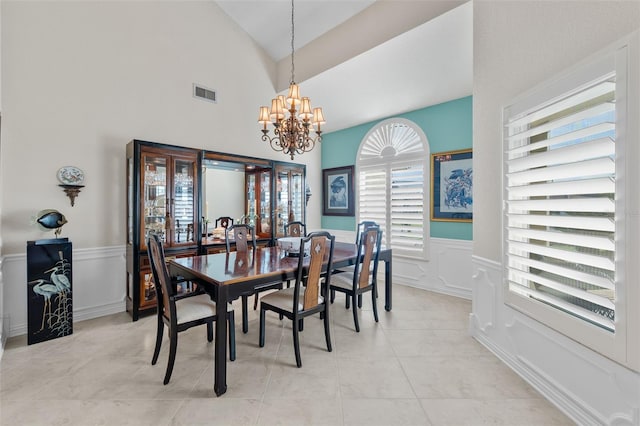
(0, 1), (323, 341)
(0, 1), (322, 256)
(472, 1), (640, 424)
(0, 0), (5, 353)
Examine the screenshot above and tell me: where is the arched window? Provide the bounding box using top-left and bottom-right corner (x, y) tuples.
(357, 118), (429, 259)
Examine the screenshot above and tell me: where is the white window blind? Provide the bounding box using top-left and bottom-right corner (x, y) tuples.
(390, 162), (424, 255)
(505, 74), (617, 332)
(358, 167), (388, 247)
(357, 119), (429, 259)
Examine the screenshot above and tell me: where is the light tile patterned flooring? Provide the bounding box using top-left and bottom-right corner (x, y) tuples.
(0, 285), (574, 425)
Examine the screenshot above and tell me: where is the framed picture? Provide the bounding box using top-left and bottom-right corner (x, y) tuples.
(322, 165), (355, 216)
(431, 149), (473, 222)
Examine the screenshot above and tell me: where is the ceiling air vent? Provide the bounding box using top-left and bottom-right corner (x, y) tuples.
(193, 84), (217, 104)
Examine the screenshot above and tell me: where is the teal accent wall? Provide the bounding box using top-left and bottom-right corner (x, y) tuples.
(321, 96), (472, 240)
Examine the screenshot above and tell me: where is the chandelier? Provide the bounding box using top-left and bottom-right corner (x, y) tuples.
(258, 0), (325, 160)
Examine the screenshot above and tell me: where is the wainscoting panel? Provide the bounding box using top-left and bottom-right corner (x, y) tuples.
(322, 231), (473, 300)
(395, 237), (472, 299)
(470, 256), (640, 426)
(0, 255), (5, 357)
(2, 237), (473, 337)
(2, 245), (126, 338)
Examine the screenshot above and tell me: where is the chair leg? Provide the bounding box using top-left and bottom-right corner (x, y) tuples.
(358, 294), (362, 308)
(330, 288), (335, 303)
(293, 319), (302, 368)
(228, 312), (236, 361)
(323, 307), (332, 352)
(242, 295), (249, 333)
(206, 321), (213, 342)
(371, 287), (379, 323)
(164, 327), (178, 385)
(259, 306), (266, 347)
(253, 293), (259, 310)
(299, 318), (304, 331)
(152, 316), (164, 365)
(352, 293), (360, 332)
(345, 294), (350, 309)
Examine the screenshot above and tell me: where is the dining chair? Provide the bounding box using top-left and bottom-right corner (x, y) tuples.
(285, 221), (307, 238)
(283, 221), (307, 289)
(259, 231), (336, 367)
(215, 216), (234, 229)
(225, 224), (283, 333)
(355, 220), (378, 245)
(147, 233), (236, 385)
(329, 225), (382, 332)
(331, 220), (378, 307)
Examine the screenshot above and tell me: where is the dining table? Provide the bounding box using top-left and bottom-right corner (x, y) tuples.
(168, 241), (392, 396)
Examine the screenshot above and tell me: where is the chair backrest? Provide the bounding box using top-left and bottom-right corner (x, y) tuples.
(215, 216), (234, 229)
(355, 220), (378, 246)
(293, 231), (335, 313)
(353, 225), (382, 290)
(285, 221), (306, 238)
(225, 224), (257, 253)
(147, 233), (174, 322)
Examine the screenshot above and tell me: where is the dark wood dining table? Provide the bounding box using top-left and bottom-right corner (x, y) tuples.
(168, 241), (392, 396)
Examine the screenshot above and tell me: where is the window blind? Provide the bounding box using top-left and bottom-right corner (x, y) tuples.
(359, 167), (388, 247)
(504, 76), (617, 331)
(390, 162), (424, 254)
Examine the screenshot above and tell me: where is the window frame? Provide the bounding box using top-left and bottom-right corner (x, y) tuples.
(502, 32), (639, 371)
(356, 118), (430, 260)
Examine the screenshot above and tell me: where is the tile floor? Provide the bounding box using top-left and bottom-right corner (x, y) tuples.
(0, 285), (574, 425)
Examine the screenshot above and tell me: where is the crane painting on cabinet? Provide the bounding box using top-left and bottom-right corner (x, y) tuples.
(26, 238), (73, 345)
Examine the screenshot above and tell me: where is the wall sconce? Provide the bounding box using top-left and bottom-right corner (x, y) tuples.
(59, 185), (84, 207)
(57, 166), (85, 207)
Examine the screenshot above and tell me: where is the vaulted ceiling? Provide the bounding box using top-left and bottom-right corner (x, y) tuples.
(215, 1), (473, 133)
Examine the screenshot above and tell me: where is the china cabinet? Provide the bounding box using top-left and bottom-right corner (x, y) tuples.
(126, 140), (305, 320)
(126, 140), (199, 320)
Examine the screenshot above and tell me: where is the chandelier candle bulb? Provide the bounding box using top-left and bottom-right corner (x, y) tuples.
(286, 83), (301, 106)
(258, 107), (270, 130)
(299, 97), (312, 119)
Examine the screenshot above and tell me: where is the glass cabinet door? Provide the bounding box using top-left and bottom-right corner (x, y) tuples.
(290, 169), (303, 224)
(276, 169), (290, 237)
(275, 164), (305, 238)
(170, 158), (196, 245)
(142, 153), (167, 247)
(245, 170), (272, 238)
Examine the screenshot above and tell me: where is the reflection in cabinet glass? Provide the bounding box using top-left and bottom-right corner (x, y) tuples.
(246, 169), (271, 238)
(275, 163), (305, 238)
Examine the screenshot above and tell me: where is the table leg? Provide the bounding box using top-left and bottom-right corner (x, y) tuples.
(214, 286), (228, 396)
(384, 258), (392, 311)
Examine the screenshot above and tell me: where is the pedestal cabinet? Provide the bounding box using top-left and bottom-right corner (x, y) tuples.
(126, 140), (199, 320)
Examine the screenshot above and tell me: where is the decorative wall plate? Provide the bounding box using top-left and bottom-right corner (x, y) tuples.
(57, 166), (85, 186)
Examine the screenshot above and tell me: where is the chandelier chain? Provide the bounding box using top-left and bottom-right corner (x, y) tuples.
(258, 0), (324, 161)
(290, 0), (295, 84)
